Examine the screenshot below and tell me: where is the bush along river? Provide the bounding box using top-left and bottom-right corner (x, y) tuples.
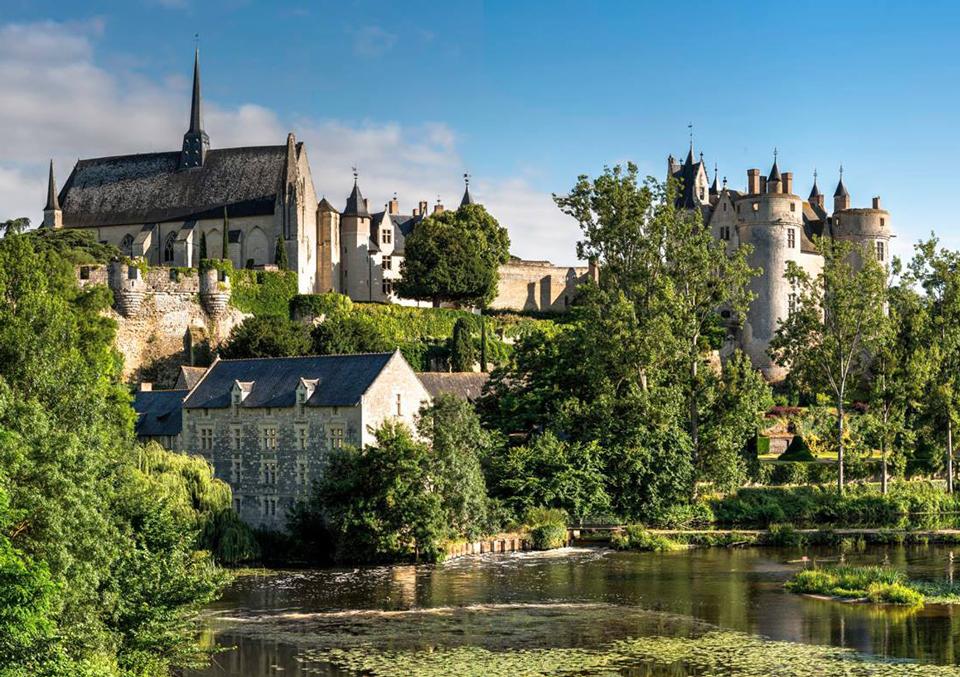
(186, 544), (960, 676)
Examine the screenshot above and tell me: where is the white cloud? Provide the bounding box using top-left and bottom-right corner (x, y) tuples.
(351, 25), (398, 59)
(0, 19), (581, 264)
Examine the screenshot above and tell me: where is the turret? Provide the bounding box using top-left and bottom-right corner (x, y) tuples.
(178, 48), (209, 170)
(42, 159), (62, 229)
(833, 166), (850, 212)
(808, 170), (824, 210)
(340, 171), (372, 299)
(767, 153), (782, 194)
(460, 173), (476, 208)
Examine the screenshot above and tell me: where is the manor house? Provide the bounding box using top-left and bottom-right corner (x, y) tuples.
(44, 48), (588, 309)
(669, 144), (894, 380)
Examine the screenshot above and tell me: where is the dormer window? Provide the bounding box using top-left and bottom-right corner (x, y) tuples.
(296, 378), (318, 418)
(381, 228), (392, 245)
(232, 381), (252, 417)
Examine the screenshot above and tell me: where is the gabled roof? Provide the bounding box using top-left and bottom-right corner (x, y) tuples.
(134, 390), (187, 438)
(59, 143), (303, 227)
(417, 372), (489, 401)
(183, 352), (397, 409)
(174, 365), (208, 390)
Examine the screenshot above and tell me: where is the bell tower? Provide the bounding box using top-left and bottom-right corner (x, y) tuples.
(179, 48), (210, 170)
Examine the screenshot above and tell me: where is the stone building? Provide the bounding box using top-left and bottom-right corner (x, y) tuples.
(45, 49), (320, 294)
(670, 144), (894, 380)
(179, 350), (431, 529)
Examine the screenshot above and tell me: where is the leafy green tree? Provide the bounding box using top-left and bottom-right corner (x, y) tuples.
(554, 166), (758, 467)
(311, 311), (393, 355)
(416, 395), (496, 538)
(315, 422), (446, 562)
(1, 217), (29, 237)
(769, 237), (887, 490)
(449, 318), (476, 371)
(397, 204), (510, 307)
(199, 231), (207, 260)
(220, 315), (312, 359)
(275, 235), (289, 270)
(699, 350), (773, 491)
(486, 431), (609, 524)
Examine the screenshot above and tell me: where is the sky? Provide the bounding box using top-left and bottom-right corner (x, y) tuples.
(2, 0), (959, 265)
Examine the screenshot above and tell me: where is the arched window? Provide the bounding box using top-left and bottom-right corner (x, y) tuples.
(119, 234), (134, 256)
(163, 232), (177, 263)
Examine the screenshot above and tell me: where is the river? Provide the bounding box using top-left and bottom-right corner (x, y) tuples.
(186, 544), (960, 675)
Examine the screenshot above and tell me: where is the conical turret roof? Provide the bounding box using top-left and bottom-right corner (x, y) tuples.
(343, 177), (369, 217)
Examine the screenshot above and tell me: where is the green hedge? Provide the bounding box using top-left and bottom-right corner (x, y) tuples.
(231, 269), (298, 316)
(530, 523), (567, 550)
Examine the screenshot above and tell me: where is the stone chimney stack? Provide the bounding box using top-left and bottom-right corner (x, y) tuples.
(418, 200), (428, 216)
(388, 195), (399, 215)
(747, 169), (760, 195)
(872, 196), (881, 209)
(759, 176), (767, 194)
(782, 172), (793, 195)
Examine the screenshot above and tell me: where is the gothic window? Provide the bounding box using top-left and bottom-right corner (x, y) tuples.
(876, 241), (885, 262)
(787, 229), (796, 249)
(119, 234), (134, 256)
(382, 255), (392, 270)
(163, 232), (176, 263)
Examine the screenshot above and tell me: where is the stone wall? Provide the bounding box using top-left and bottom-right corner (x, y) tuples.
(490, 259), (592, 312)
(77, 263), (247, 386)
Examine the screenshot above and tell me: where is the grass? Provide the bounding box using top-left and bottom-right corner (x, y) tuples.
(786, 565), (925, 606)
(610, 526), (685, 552)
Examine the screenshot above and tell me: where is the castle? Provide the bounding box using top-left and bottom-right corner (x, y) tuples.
(43, 48), (589, 310)
(669, 144), (894, 380)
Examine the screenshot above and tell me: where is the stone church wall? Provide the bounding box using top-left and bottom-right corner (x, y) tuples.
(77, 263), (247, 386)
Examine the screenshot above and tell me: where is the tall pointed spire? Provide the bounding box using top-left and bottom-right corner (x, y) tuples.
(343, 168), (369, 218)
(460, 172), (475, 207)
(44, 159), (59, 211)
(809, 169), (822, 199)
(179, 46), (210, 170)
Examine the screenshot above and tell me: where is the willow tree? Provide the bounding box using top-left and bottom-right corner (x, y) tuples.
(770, 237), (887, 491)
(554, 165), (759, 466)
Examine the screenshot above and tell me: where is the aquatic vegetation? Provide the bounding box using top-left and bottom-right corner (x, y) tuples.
(610, 526), (684, 552)
(302, 629), (960, 676)
(786, 566), (924, 605)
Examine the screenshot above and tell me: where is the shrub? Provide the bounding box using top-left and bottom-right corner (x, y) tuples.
(611, 525), (683, 552)
(764, 523), (805, 547)
(647, 501), (714, 529)
(779, 435), (816, 462)
(231, 269), (298, 316)
(289, 293), (353, 321)
(867, 582), (924, 606)
(530, 523), (567, 550)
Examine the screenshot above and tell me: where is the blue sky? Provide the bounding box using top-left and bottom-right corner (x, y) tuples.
(1, 0), (958, 264)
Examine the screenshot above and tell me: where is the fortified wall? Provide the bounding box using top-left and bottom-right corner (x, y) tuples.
(490, 258), (594, 312)
(77, 262), (247, 386)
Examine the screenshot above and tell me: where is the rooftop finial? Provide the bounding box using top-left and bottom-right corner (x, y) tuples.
(460, 172), (476, 207)
(839, 164), (843, 180)
(464, 172), (470, 187)
(352, 165), (358, 183)
(773, 147), (778, 162)
(688, 122), (693, 150)
(722, 176), (727, 189)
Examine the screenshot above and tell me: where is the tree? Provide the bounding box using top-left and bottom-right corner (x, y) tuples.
(221, 207), (230, 260)
(769, 237), (887, 491)
(1, 217), (29, 237)
(449, 318), (476, 372)
(220, 315), (312, 359)
(397, 204), (510, 307)
(554, 166), (758, 472)
(275, 235), (289, 271)
(199, 231), (207, 260)
(311, 312), (393, 355)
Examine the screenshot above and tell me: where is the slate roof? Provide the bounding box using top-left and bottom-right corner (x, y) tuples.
(417, 372), (490, 401)
(370, 212), (422, 255)
(183, 352), (397, 409)
(134, 390), (187, 438)
(343, 180), (369, 217)
(174, 365), (208, 391)
(59, 143), (301, 227)
(673, 147), (706, 209)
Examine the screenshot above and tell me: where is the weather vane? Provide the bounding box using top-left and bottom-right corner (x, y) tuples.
(464, 172), (471, 187)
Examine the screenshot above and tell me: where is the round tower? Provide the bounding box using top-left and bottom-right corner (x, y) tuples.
(736, 160), (806, 381)
(833, 195), (892, 267)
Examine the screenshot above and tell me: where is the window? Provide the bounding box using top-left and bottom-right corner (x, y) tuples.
(736, 204), (741, 214)
(382, 280), (393, 296)
(262, 427), (278, 451)
(231, 390), (241, 417)
(787, 228), (796, 249)
(120, 234), (134, 256)
(722, 202), (727, 212)
(752, 202), (759, 212)
(199, 427), (213, 451)
(163, 232), (176, 263)
(231, 456), (242, 484)
(295, 456), (308, 488)
(880, 217), (885, 226)
(790, 202), (796, 212)
(297, 425), (308, 451)
(719, 226), (730, 241)
(698, 187), (705, 200)
(396, 393), (402, 416)
(330, 425), (345, 449)
(382, 255), (392, 270)
(232, 426), (242, 450)
(80, 266), (91, 280)
(261, 458), (277, 485)
(296, 389), (306, 418)
(261, 496), (278, 518)
(381, 228), (392, 245)
(876, 241), (885, 262)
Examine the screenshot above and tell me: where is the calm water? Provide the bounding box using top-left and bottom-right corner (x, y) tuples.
(186, 544), (960, 676)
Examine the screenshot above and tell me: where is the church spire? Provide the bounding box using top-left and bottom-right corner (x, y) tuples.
(179, 46), (210, 170)
(460, 173), (476, 207)
(43, 159), (62, 229)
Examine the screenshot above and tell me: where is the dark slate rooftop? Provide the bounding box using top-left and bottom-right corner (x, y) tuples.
(183, 352), (397, 409)
(59, 143), (302, 227)
(134, 390), (187, 438)
(174, 365), (208, 391)
(417, 372), (489, 401)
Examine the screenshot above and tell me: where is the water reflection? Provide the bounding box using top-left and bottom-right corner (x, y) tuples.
(187, 545), (960, 676)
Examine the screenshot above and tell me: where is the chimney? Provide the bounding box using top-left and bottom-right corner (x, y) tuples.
(747, 169), (760, 195)
(139, 382), (153, 392)
(363, 198), (369, 212)
(433, 201), (445, 215)
(759, 176), (767, 194)
(419, 200), (428, 216)
(872, 196), (881, 209)
(782, 172), (793, 195)
(388, 196), (399, 215)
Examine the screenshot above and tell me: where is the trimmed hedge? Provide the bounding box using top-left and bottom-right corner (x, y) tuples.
(778, 435), (816, 462)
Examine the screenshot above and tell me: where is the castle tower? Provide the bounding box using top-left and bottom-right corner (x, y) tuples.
(340, 172), (372, 299)
(316, 197), (341, 293)
(178, 48), (210, 170)
(831, 168), (892, 268)
(42, 159), (62, 229)
(736, 158), (804, 381)
(833, 166), (851, 212)
(808, 170), (824, 210)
